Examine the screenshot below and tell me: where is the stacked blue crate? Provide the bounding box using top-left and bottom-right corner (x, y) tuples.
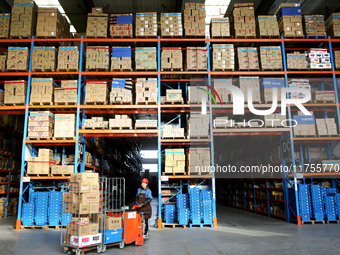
(34, 192), (49, 226)
(335, 193), (340, 219)
(48, 192), (62, 225)
(189, 188), (201, 224)
(164, 204), (176, 223)
(326, 188), (337, 195)
(298, 184), (312, 221)
(200, 190), (213, 224)
(21, 203), (35, 226)
(61, 202), (72, 226)
(176, 194), (189, 225)
(325, 195), (337, 221)
(310, 185), (324, 221)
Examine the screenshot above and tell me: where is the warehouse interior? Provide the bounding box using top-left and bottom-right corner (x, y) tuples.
(1, 0), (340, 254)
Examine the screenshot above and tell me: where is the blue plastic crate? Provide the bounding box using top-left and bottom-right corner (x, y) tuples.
(104, 228), (123, 244)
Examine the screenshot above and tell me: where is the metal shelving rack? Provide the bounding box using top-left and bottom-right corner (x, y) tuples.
(0, 36), (338, 228)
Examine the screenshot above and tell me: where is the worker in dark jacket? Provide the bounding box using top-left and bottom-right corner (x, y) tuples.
(136, 178), (153, 237)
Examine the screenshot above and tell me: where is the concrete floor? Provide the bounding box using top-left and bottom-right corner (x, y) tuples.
(1, 205), (340, 255)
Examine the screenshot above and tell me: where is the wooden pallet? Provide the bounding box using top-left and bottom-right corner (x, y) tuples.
(26, 137), (51, 140)
(259, 36), (280, 38)
(162, 223), (187, 228)
(21, 225), (61, 230)
(26, 173), (50, 177)
(188, 136), (210, 139)
(212, 68), (234, 71)
(135, 126), (158, 130)
(4, 103), (25, 106)
(50, 173), (72, 177)
(32, 69), (55, 72)
(29, 102), (53, 106)
(136, 101), (157, 105)
(161, 68), (183, 71)
(109, 101), (133, 105)
(235, 35), (256, 39)
(56, 69), (78, 72)
(162, 100), (184, 105)
(53, 137), (76, 140)
(189, 223), (213, 228)
(162, 136), (186, 139)
(306, 35), (327, 39)
(109, 126), (133, 130)
(162, 172), (187, 176)
(314, 100), (336, 104)
(110, 68), (133, 72)
(326, 220), (340, 224)
(294, 135), (317, 137)
(186, 68), (208, 71)
(84, 101), (106, 105)
(301, 220), (325, 225)
(211, 36), (232, 39)
(10, 36), (31, 39)
(6, 69), (29, 72)
(87, 68), (109, 72)
(283, 35), (305, 38)
(54, 102), (77, 106)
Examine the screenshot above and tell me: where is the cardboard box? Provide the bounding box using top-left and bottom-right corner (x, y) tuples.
(36, 8), (70, 38)
(287, 52), (307, 70)
(111, 47), (131, 70)
(165, 149), (185, 173)
(316, 119), (328, 136)
(325, 118), (338, 136)
(307, 48), (331, 69)
(239, 76), (261, 103)
(135, 47), (157, 70)
(63, 192), (100, 204)
(237, 47), (259, 70)
(161, 48), (182, 70)
(162, 125), (184, 138)
(54, 114), (75, 138)
(165, 89), (183, 102)
(161, 13), (183, 37)
(0, 55), (6, 70)
(86, 46), (109, 70)
(188, 85), (209, 104)
(313, 90), (335, 103)
(325, 13), (340, 38)
(86, 9), (108, 38)
(261, 78), (285, 103)
(10, 1), (37, 38)
(257, 15), (279, 37)
(67, 223), (98, 236)
(64, 202), (100, 214)
(85, 81), (108, 104)
(183, 3), (205, 36)
(70, 233), (101, 248)
(70, 172), (99, 183)
(135, 78), (158, 104)
(231, 4), (256, 37)
(4, 80), (26, 105)
(27, 148), (55, 175)
(27, 111), (54, 139)
(110, 14), (133, 38)
(304, 15), (326, 37)
(136, 12), (158, 37)
(278, 15), (304, 37)
(293, 115), (316, 136)
(188, 114), (209, 138)
(69, 182), (99, 193)
(32, 46), (56, 71)
(54, 80), (78, 104)
(105, 216), (122, 230)
(135, 119), (157, 129)
(186, 47), (207, 70)
(259, 46), (282, 70)
(109, 115), (132, 129)
(212, 44), (234, 71)
(6, 47), (29, 71)
(0, 14), (10, 38)
(30, 78), (54, 105)
(188, 147), (211, 175)
(57, 47), (79, 71)
(210, 18), (230, 38)
(110, 78), (133, 104)
(51, 165), (73, 175)
(335, 51), (340, 69)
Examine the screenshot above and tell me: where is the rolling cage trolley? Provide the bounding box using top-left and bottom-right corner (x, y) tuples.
(60, 181), (103, 255)
(101, 177), (126, 252)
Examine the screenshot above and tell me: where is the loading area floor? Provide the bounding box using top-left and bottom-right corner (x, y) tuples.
(1, 205), (340, 255)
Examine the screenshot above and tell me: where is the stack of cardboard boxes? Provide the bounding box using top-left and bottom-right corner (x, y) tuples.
(164, 89), (183, 103)
(110, 79), (133, 104)
(32, 47), (56, 71)
(0, 14), (10, 38)
(276, 3), (304, 37)
(335, 51), (340, 69)
(261, 78), (285, 103)
(36, 8), (70, 38)
(183, 3), (205, 37)
(162, 125), (184, 138)
(287, 52), (308, 69)
(237, 47), (259, 70)
(231, 3), (256, 38)
(27, 149), (56, 175)
(27, 111), (54, 139)
(288, 79), (311, 99)
(135, 47), (157, 70)
(111, 47), (132, 70)
(86, 7), (108, 38)
(110, 14), (133, 37)
(325, 13), (340, 37)
(188, 86), (208, 104)
(239, 77), (261, 103)
(51, 153), (74, 175)
(188, 148), (211, 175)
(161, 13), (183, 37)
(307, 48), (331, 69)
(164, 149), (185, 174)
(212, 44), (235, 71)
(135, 119), (157, 129)
(84, 117), (108, 129)
(6, 47), (29, 71)
(64, 172), (101, 247)
(10, 0), (37, 38)
(0, 55), (6, 70)
(187, 114), (209, 138)
(186, 47), (207, 70)
(30, 78), (54, 105)
(54, 80), (78, 105)
(257, 15), (280, 37)
(0, 89), (3, 106)
(313, 91), (336, 103)
(316, 118), (338, 136)
(54, 114), (75, 139)
(85, 81), (108, 104)
(57, 47), (79, 71)
(4, 80), (26, 105)
(264, 114), (286, 127)
(293, 113), (316, 136)
(109, 115), (132, 129)
(86, 46), (110, 70)
(259, 46), (283, 70)
(210, 18), (230, 38)
(135, 12), (158, 37)
(304, 15), (326, 37)
(214, 79), (233, 103)
(135, 78), (158, 104)
(85, 151), (94, 165)
(161, 48), (182, 70)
